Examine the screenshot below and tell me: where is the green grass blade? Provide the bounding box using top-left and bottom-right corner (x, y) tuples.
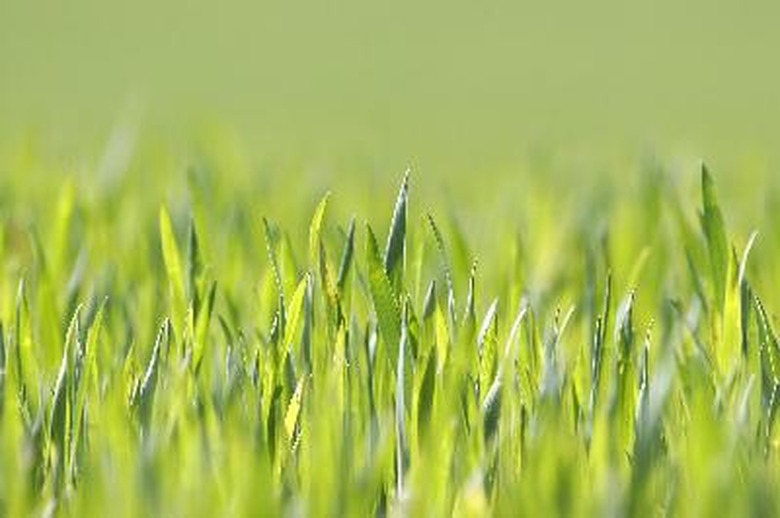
(160, 206), (187, 332)
(193, 280), (217, 373)
(187, 215), (203, 313)
(395, 300), (409, 498)
(384, 171), (409, 285)
(700, 164), (730, 312)
(337, 217), (356, 292)
(309, 191), (331, 269)
(366, 223), (402, 372)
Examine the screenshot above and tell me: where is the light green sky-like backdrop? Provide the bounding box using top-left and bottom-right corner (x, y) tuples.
(1, 0), (779, 167)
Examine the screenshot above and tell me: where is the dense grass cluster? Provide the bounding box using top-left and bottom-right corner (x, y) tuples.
(1, 151), (779, 516)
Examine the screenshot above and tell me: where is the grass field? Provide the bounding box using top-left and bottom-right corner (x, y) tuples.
(1, 144), (780, 516)
(3, 1), (780, 514)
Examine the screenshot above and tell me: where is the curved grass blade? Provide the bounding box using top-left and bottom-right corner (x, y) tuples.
(284, 274), (310, 355)
(69, 300), (106, 479)
(421, 280), (436, 322)
(160, 206), (187, 332)
(284, 376), (306, 449)
(366, 223), (401, 372)
(426, 213), (456, 333)
(754, 297), (780, 430)
(134, 319), (171, 429)
(700, 164), (729, 312)
(187, 215), (203, 314)
(263, 217), (287, 338)
(482, 302), (528, 443)
(337, 217), (356, 292)
(49, 305), (82, 491)
(309, 191), (331, 269)
(384, 171), (409, 285)
(193, 280), (217, 373)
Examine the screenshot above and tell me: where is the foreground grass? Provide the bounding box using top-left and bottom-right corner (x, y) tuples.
(0, 153), (779, 516)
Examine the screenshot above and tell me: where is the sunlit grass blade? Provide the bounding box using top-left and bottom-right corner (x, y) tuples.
(426, 213), (457, 335)
(193, 280), (217, 373)
(284, 274), (310, 356)
(700, 163), (729, 312)
(384, 171), (409, 286)
(366, 223), (402, 372)
(309, 192), (331, 269)
(49, 304), (82, 492)
(263, 217), (287, 338)
(284, 376), (305, 449)
(133, 319), (170, 430)
(160, 206), (187, 332)
(69, 299), (106, 480)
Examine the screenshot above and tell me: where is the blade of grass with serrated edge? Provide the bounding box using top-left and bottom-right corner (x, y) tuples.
(755, 308), (780, 446)
(477, 298), (499, 353)
(384, 171), (409, 284)
(754, 297), (780, 410)
(426, 213), (457, 335)
(366, 223), (401, 372)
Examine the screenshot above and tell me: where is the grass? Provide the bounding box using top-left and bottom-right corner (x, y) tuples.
(0, 146), (779, 517)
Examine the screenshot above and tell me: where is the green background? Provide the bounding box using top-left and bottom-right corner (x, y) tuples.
(2, 0), (779, 169)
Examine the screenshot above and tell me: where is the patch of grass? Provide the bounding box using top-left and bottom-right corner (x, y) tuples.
(0, 152), (779, 516)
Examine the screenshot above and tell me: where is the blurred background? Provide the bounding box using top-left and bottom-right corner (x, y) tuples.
(2, 0), (779, 172)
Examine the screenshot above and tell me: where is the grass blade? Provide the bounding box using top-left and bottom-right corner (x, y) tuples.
(366, 223), (402, 372)
(160, 206), (187, 331)
(384, 171), (409, 285)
